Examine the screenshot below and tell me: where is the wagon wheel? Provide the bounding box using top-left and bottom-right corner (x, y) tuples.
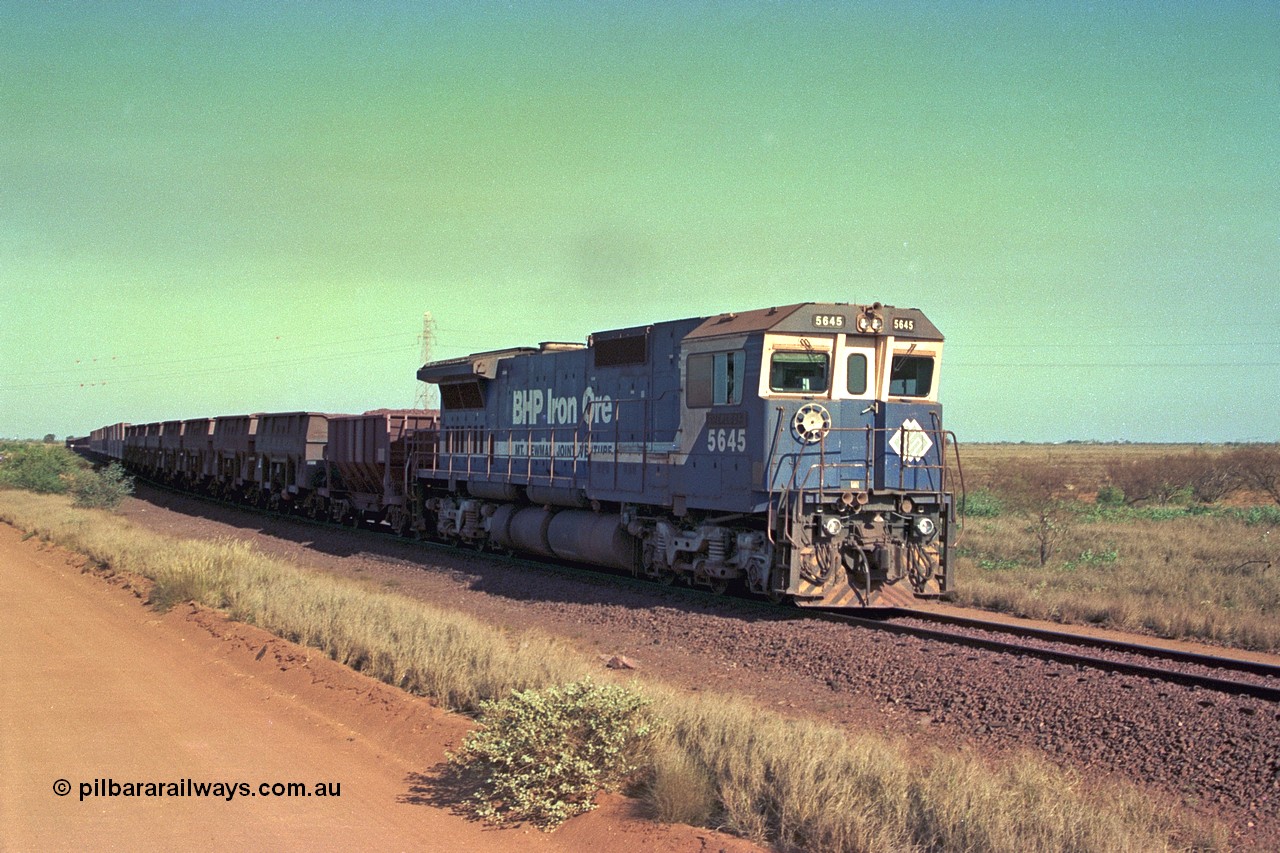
(791, 403), (832, 445)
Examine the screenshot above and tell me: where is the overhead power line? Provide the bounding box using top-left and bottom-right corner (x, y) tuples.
(0, 344), (415, 393)
(19, 331), (419, 378)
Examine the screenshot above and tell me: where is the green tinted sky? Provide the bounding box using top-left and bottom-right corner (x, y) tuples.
(2, 1), (1276, 441)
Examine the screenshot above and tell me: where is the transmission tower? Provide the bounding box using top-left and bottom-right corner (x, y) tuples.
(414, 312), (437, 409)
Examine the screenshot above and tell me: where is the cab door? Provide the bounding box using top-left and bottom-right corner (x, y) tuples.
(829, 336), (879, 492)
(874, 339), (945, 492)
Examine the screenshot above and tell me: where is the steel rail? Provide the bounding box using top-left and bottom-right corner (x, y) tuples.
(824, 611), (1280, 702)
(882, 608), (1280, 680)
(106, 476), (1280, 704)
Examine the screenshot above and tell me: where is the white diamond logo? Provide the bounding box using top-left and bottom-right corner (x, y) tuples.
(889, 418), (933, 462)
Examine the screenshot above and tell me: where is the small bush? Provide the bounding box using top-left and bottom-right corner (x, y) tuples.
(1063, 547), (1119, 570)
(449, 680), (657, 829)
(69, 463), (134, 510)
(1228, 444), (1280, 507)
(1236, 505), (1280, 526)
(1106, 456), (1190, 506)
(0, 443), (81, 494)
(960, 488), (1003, 517)
(1095, 484), (1125, 506)
(978, 557), (1023, 571)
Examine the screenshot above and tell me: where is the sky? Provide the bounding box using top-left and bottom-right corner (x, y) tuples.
(1, 1), (1276, 442)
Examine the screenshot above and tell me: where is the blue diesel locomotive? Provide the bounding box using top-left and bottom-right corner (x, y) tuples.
(414, 302), (954, 607)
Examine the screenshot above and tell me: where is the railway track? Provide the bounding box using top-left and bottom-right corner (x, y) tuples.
(133, 479), (1280, 702)
(825, 608), (1280, 702)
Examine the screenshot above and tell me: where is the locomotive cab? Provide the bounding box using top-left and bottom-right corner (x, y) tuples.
(680, 303), (954, 606)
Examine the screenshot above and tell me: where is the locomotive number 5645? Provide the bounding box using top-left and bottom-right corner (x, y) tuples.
(707, 428), (747, 453)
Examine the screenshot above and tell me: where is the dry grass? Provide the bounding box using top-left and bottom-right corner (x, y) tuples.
(0, 491), (585, 712)
(0, 490), (1227, 851)
(645, 687), (1223, 852)
(952, 444), (1280, 651)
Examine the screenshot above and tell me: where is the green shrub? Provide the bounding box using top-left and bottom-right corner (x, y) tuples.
(1062, 547), (1119, 570)
(1095, 484), (1125, 506)
(960, 488), (1003, 517)
(0, 442), (82, 494)
(1235, 505), (1280, 526)
(69, 463), (134, 510)
(449, 679), (656, 829)
(978, 557), (1023, 571)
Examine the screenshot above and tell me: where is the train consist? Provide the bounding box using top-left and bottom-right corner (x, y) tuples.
(80, 302), (956, 607)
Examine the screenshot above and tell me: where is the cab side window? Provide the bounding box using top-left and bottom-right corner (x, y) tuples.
(688, 351), (745, 407)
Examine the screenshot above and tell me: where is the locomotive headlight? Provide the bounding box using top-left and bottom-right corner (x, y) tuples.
(855, 313), (883, 334)
(912, 516), (938, 540)
(821, 516), (844, 537)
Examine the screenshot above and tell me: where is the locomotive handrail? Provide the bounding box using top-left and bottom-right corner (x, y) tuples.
(429, 422), (600, 491)
(768, 423), (948, 498)
(423, 395), (668, 496)
(425, 408), (948, 516)
(765, 407), (787, 546)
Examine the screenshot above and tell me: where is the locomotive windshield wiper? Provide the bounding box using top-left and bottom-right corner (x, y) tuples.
(892, 343), (918, 372)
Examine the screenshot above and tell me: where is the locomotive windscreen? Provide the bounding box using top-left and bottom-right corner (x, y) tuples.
(889, 355), (934, 397)
(769, 351), (829, 393)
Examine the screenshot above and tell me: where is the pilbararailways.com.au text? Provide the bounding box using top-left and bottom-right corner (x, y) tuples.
(64, 778), (341, 801)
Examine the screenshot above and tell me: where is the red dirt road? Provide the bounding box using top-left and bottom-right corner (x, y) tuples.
(0, 524), (759, 852)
